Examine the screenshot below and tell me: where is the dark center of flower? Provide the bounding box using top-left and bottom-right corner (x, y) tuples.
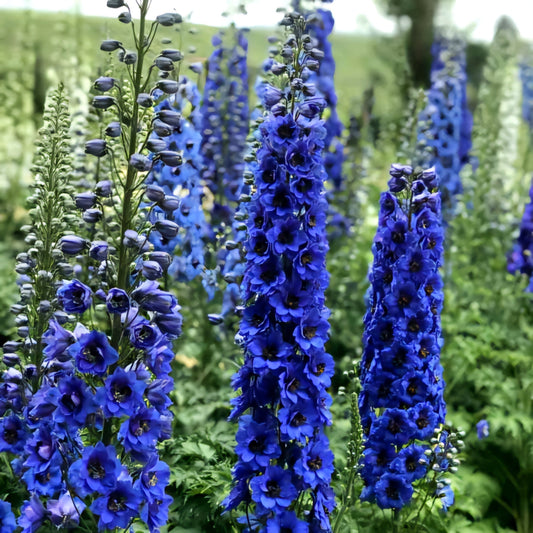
(72, 289), (85, 306)
(314, 363), (325, 376)
(248, 437), (265, 454)
(273, 191), (290, 208)
(139, 325), (153, 341)
(266, 480), (281, 498)
(406, 456), (417, 472)
(3, 428), (18, 444)
(134, 420), (150, 436)
(61, 392), (81, 412)
(376, 450), (389, 466)
(288, 379), (300, 393)
(254, 240), (267, 255)
(260, 269), (277, 283)
(291, 413), (307, 427)
(148, 473), (158, 486)
(290, 152), (305, 167)
(384, 271), (393, 283)
(428, 238), (436, 249)
(419, 346), (429, 358)
(407, 318), (420, 332)
(254, 215), (264, 228)
(308, 215), (316, 227)
(307, 456), (322, 471)
(398, 294), (410, 307)
(425, 284), (434, 295)
(262, 170), (275, 183)
(416, 415), (429, 429)
(303, 326), (317, 339)
(108, 495), (127, 512)
(285, 295), (299, 309)
(88, 460), (105, 479)
(110, 294), (129, 309)
(380, 324), (393, 341)
(385, 484), (399, 500)
(83, 344), (101, 363)
(277, 124), (294, 139)
(392, 231), (404, 243)
(407, 382), (418, 396)
(262, 345), (278, 360)
(301, 252), (312, 265)
(112, 384), (132, 403)
(387, 418), (402, 434)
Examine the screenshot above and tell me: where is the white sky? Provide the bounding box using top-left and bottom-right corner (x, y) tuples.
(1, 0), (533, 40)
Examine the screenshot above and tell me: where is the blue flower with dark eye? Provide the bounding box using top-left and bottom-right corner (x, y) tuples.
(0, 415), (28, 454)
(135, 454), (170, 503)
(57, 279), (93, 313)
(69, 441), (123, 496)
(54, 375), (97, 426)
(100, 367), (147, 417)
(266, 510), (308, 532)
(390, 444), (427, 481)
(91, 473), (141, 530)
(294, 434), (334, 487)
(118, 407), (161, 459)
(235, 411), (281, 468)
(131, 280), (177, 314)
(250, 465), (298, 514)
(248, 330), (292, 371)
(375, 473), (414, 509)
(106, 288), (130, 314)
(69, 330), (119, 375)
(18, 495), (46, 533)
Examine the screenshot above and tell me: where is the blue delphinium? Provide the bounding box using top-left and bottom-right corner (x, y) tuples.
(359, 164), (448, 510)
(146, 78), (211, 291)
(0, 2), (184, 530)
(224, 12), (335, 530)
(417, 37), (472, 219)
(507, 176), (533, 289)
(199, 27), (250, 310)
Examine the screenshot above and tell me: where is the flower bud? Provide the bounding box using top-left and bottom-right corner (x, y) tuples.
(3, 341), (21, 354)
(145, 184), (166, 203)
(153, 119), (173, 137)
(124, 51), (137, 65)
(137, 93), (153, 108)
(208, 313), (224, 325)
(118, 11), (131, 23)
(149, 252), (172, 270)
(37, 300), (51, 313)
(105, 121), (121, 137)
(96, 180), (113, 197)
(142, 260), (163, 280)
(157, 110), (181, 127)
(59, 235), (87, 255)
(156, 13), (181, 26)
(83, 209), (103, 224)
(107, 0), (125, 7)
(156, 79), (179, 94)
(161, 49), (183, 62)
(155, 56), (174, 71)
(188, 62), (203, 74)
(129, 154), (151, 171)
(75, 192), (97, 210)
(154, 220), (179, 239)
(158, 151), (182, 167)
(85, 139), (107, 157)
(3, 353), (20, 366)
(160, 195), (180, 212)
(94, 76), (115, 92)
(100, 39), (122, 52)
(147, 139), (167, 152)
(90, 241), (109, 261)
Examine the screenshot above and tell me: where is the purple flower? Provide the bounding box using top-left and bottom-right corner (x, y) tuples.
(250, 466), (298, 513)
(118, 407), (161, 458)
(18, 495), (46, 533)
(476, 419), (489, 439)
(100, 367), (147, 417)
(90, 474), (141, 530)
(47, 493), (85, 529)
(106, 288), (130, 314)
(0, 501), (16, 533)
(54, 375), (97, 426)
(68, 330), (119, 375)
(57, 280), (92, 314)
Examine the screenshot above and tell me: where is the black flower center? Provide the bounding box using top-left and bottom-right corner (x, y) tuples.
(307, 456), (322, 471)
(303, 326), (317, 339)
(291, 413), (307, 427)
(113, 384), (132, 403)
(108, 495), (127, 512)
(88, 461), (105, 479)
(266, 480), (281, 498)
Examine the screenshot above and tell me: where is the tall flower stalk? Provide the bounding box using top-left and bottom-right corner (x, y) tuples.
(359, 165), (454, 513)
(224, 11), (336, 531)
(0, 2), (186, 530)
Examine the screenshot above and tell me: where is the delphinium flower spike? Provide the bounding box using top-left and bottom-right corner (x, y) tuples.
(359, 165), (454, 511)
(224, 11), (336, 531)
(199, 26), (250, 309)
(1, 2), (186, 530)
(416, 37), (472, 220)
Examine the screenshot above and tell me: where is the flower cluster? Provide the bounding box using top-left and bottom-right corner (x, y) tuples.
(507, 176), (533, 289)
(146, 78), (211, 291)
(0, 2), (185, 530)
(359, 164), (448, 509)
(200, 27), (250, 309)
(417, 37), (472, 219)
(224, 12), (335, 530)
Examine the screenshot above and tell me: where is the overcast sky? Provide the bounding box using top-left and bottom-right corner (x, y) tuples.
(1, 0), (533, 40)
